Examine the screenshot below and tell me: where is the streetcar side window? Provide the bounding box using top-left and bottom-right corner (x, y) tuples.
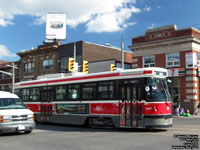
(68, 84), (80, 99)
(97, 81), (114, 99)
(21, 88), (30, 101)
(56, 85), (66, 100)
(21, 88), (39, 101)
(82, 83), (96, 100)
(30, 88), (40, 101)
(40, 86), (54, 102)
(14, 89), (20, 97)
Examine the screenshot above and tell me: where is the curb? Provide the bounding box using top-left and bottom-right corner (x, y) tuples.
(173, 115), (200, 119)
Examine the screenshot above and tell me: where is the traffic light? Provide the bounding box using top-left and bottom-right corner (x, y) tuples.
(68, 58), (74, 72)
(110, 64), (115, 71)
(83, 61), (88, 73)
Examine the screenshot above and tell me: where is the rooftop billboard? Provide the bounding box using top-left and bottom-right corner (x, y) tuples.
(46, 13), (66, 40)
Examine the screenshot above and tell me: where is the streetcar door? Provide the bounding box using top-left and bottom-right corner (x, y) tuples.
(40, 87), (54, 119)
(120, 85), (138, 127)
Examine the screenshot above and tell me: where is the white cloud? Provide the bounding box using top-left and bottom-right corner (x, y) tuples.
(144, 6), (151, 12)
(122, 22), (136, 29)
(86, 6), (140, 32)
(0, 45), (16, 58)
(157, 6), (161, 9)
(0, 0), (141, 32)
(148, 23), (155, 29)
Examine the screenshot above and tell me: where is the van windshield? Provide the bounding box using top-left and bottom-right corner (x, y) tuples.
(0, 98), (27, 110)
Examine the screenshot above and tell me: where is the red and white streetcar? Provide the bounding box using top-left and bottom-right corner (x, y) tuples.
(15, 67), (172, 129)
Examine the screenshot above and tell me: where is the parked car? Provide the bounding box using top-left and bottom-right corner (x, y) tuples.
(0, 91), (35, 134)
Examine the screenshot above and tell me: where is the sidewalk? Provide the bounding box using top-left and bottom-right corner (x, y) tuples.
(173, 114), (200, 119)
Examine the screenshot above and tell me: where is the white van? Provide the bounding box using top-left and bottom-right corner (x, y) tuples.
(0, 91), (35, 134)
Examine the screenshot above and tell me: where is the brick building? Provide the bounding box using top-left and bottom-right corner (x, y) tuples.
(129, 25), (200, 114)
(17, 42), (59, 81)
(17, 40), (132, 80)
(0, 61), (20, 92)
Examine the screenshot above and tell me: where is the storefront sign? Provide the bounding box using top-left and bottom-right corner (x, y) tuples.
(168, 68), (185, 77)
(197, 68), (200, 76)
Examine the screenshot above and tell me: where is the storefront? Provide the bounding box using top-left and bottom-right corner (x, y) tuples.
(167, 68), (185, 112)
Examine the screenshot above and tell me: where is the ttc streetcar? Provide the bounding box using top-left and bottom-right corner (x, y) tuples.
(15, 67), (172, 129)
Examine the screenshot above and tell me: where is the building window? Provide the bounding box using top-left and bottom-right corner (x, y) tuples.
(1, 73), (5, 79)
(143, 56), (155, 67)
(166, 53), (180, 67)
(24, 62), (34, 72)
(60, 57), (68, 70)
(60, 56), (82, 71)
(43, 59), (54, 70)
(198, 53), (200, 66)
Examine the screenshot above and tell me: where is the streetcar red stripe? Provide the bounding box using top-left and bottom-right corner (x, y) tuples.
(20, 70), (152, 87)
(20, 72), (120, 86)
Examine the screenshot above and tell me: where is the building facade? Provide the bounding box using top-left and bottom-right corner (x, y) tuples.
(129, 25), (200, 114)
(17, 42), (59, 81)
(0, 61), (20, 92)
(58, 41), (132, 73)
(17, 40), (132, 80)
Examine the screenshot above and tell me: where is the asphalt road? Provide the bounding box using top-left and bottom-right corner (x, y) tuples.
(0, 117), (199, 150)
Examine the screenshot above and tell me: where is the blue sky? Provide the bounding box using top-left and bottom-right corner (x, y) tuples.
(0, 0), (200, 61)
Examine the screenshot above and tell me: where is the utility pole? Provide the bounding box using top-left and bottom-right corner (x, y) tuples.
(74, 42), (76, 63)
(121, 35), (124, 69)
(12, 63), (15, 93)
(73, 42), (78, 72)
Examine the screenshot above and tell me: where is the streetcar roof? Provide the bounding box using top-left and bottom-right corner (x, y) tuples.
(15, 67), (167, 89)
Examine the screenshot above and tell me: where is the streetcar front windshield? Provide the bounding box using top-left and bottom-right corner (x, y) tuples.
(145, 78), (171, 101)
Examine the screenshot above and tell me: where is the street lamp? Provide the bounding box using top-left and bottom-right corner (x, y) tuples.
(0, 63), (17, 93)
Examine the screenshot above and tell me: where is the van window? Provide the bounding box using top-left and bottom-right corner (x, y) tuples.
(0, 98), (27, 110)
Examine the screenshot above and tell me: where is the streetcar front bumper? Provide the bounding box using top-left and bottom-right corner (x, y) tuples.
(144, 115), (173, 128)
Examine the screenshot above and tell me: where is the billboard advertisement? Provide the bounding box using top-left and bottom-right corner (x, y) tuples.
(46, 13), (66, 40)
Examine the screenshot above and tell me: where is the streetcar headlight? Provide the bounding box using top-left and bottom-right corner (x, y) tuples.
(154, 106), (158, 112)
(0, 115), (12, 123)
(167, 106), (169, 110)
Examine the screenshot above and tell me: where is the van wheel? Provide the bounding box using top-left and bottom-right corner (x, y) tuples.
(24, 130), (32, 134)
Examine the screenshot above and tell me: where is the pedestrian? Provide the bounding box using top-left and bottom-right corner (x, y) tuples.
(183, 109), (190, 117)
(175, 107), (179, 116)
(179, 107), (184, 116)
